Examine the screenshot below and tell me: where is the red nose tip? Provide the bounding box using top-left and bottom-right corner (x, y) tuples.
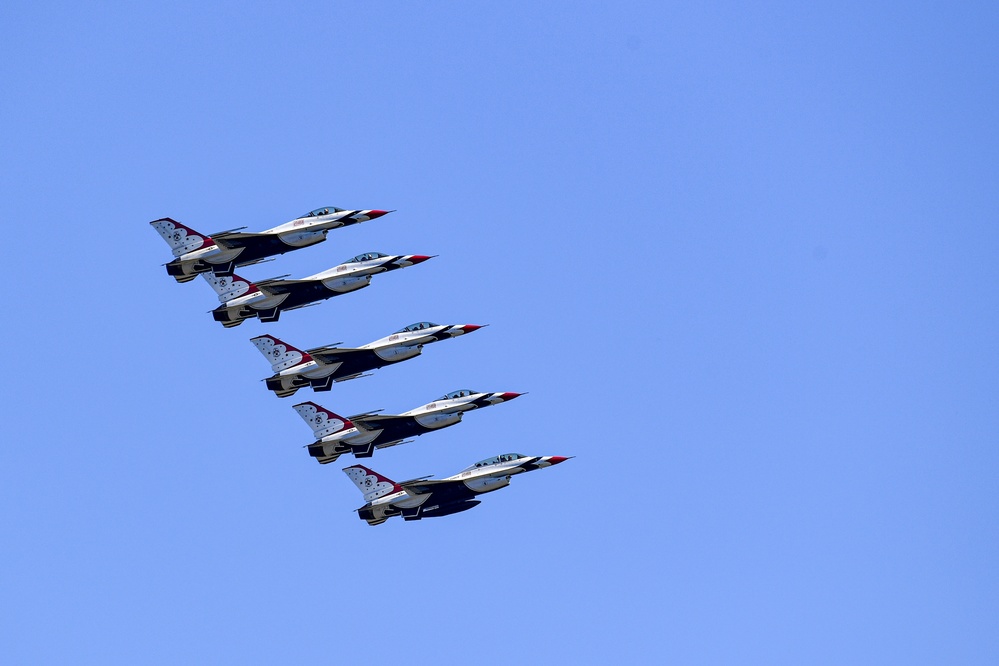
(461, 324), (484, 334)
(500, 392), (522, 401)
(548, 456), (570, 465)
(409, 255), (433, 264)
(366, 210), (391, 219)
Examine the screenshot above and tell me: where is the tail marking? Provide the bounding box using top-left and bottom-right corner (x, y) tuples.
(150, 218), (213, 256)
(251, 335), (311, 371)
(201, 272), (258, 303)
(293, 402), (355, 439)
(343, 465), (399, 502)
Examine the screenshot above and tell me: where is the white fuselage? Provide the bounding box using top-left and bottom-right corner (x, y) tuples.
(177, 210), (360, 263)
(371, 462), (525, 511)
(261, 210), (358, 236)
(318, 392), (499, 447)
(282, 325), (474, 378)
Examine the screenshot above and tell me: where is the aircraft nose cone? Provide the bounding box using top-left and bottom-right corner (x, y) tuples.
(547, 456), (570, 465)
(499, 392), (523, 401)
(366, 209), (391, 219)
(460, 324), (484, 334)
(408, 255), (433, 264)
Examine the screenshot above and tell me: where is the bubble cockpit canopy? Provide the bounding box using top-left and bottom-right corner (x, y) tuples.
(346, 251), (389, 263)
(396, 322), (439, 334)
(468, 453), (525, 470)
(301, 206), (346, 218)
(439, 389), (476, 400)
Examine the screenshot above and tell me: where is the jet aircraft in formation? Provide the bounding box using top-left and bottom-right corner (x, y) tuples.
(150, 207), (390, 282)
(344, 454), (570, 525)
(150, 204), (569, 525)
(250, 322), (485, 397)
(202, 252), (432, 327)
(292, 389), (523, 462)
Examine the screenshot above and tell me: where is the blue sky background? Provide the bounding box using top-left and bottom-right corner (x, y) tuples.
(2, 2), (997, 663)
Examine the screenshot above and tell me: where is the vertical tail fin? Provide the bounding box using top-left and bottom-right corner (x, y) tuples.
(201, 272), (258, 303)
(292, 402), (356, 439)
(150, 218), (214, 256)
(251, 335), (312, 371)
(343, 465), (399, 502)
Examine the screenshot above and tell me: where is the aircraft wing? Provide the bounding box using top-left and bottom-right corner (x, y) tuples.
(304, 343), (343, 355)
(309, 347), (379, 364)
(254, 278), (318, 295)
(352, 413), (404, 425)
(399, 478), (467, 496)
(351, 413), (417, 436)
(211, 231), (284, 253)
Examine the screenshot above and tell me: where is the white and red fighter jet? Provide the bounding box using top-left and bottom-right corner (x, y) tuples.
(292, 390), (524, 462)
(344, 454), (571, 525)
(250, 322), (485, 397)
(201, 252), (432, 327)
(150, 206), (391, 282)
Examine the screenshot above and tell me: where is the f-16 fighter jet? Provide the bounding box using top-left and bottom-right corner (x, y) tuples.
(202, 252), (432, 327)
(250, 322), (485, 397)
(344, 454), (571, 525)
(150, 206), (391, 282)
(292, 390), (524, 462)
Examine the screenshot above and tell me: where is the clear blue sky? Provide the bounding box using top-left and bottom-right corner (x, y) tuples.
(2, 2), (997, 663)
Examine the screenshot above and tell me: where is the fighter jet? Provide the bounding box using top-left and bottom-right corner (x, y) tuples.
(150, 206), (391, 282)
(344, 454), (571, 525)
(292, 390), (524, 462)
(202, 252), (432, 327)
(250, 322), (485, 397)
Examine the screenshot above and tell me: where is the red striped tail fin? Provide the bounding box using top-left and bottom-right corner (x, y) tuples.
(150, 218), (213, 256)
(201, 272), (258, 303)
(251, 335), (312, 371)
(292, 402), (355, 439)
(343, 465), (399, 502)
